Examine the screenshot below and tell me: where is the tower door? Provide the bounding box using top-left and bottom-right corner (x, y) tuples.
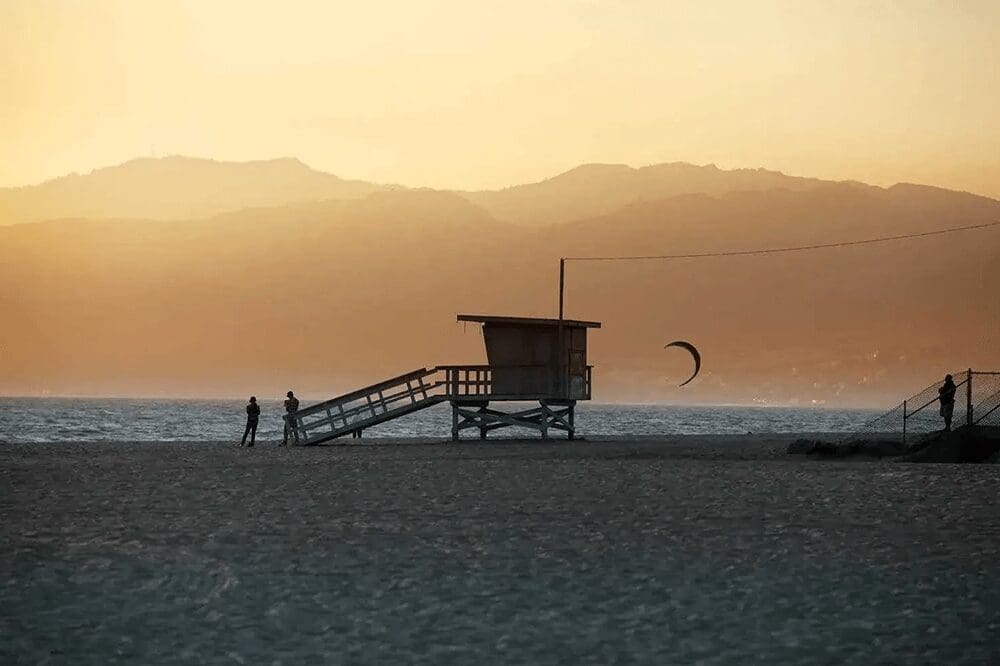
(567, 327), (587, 399)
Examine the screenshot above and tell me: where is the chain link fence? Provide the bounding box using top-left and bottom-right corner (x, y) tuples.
(842, 370), (1000, 444)
(972, 372), (1000, 427)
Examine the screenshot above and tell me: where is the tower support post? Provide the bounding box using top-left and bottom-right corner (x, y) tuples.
(449, 400), (576, 441)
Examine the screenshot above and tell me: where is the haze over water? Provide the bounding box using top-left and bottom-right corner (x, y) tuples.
(3, 2), (999, 404)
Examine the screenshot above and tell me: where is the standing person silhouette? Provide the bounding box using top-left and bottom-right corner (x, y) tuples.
(241, 396), (260, 447)
(938, 374), (957, 431)
(281, 390), (300, 446)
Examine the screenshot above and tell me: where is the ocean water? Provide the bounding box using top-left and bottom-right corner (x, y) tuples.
(0, 398), (879, 443)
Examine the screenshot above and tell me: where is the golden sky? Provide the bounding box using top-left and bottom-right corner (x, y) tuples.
(2, 0), (998, 195)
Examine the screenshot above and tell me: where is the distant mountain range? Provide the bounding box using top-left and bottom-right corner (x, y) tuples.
(0, 156), (384, 225)
(1, 156), (879, 227)
(459, 162), (855, 226)
(1, 156), (997, 403)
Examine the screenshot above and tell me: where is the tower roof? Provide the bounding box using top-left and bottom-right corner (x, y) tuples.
(457, 314), (601, 328)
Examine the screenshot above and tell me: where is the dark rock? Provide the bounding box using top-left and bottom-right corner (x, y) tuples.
(787, 439), (822, 454)
(901, 426), (1000, 463)
(787, 438), (907, 458)
(857, 439), (908, 457)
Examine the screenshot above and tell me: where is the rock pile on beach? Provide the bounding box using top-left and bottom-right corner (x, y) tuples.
(786, 438), (907, 458)
(901, 426), (1000, 463)
(787, 426), (1000, 463)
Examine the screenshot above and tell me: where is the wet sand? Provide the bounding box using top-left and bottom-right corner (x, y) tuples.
(3, 435), (999, 663)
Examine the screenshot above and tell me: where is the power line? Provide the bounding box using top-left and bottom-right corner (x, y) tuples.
(562, 219), (1000, 263)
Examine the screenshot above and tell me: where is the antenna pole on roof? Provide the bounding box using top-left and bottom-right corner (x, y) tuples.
(558, 258), (565, 321)
(558, 257), (566, 397)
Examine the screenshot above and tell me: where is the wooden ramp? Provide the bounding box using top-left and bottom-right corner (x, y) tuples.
(284, 368), (445, 445)
(284, 364), (592, 445)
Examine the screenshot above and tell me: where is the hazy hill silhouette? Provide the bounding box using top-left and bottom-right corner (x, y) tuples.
(0, 156), (386, 226)
(538, 184), (1000, 403)
(2, 156), (868, 229)
(2, 177), (997, 404)
(460, 162), (850, 226)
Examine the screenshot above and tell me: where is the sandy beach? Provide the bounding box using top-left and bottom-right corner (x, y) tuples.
(3, 435), (999, 663)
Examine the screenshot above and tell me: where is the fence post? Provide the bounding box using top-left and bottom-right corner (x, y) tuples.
(902, 399), (907, 446)
(967, 368), (973, 426)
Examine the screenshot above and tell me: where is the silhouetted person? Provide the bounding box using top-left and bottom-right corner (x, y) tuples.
(241, 396), (260, 447)
(938, 374), (957, 431)
(281, 390), (300, 446)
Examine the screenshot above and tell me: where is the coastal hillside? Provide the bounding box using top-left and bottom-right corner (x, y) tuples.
(2, 180), (997, 403)
(0, 156), (386, 226)
(460, 162), (843, 226)
(541, 185), (1000, 403)
(3, 156), (862, 228)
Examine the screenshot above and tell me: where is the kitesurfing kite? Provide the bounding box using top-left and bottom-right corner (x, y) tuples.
(664, 340), (701, 386)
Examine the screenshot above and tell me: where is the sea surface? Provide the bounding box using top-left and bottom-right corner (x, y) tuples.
(0, 398), (881, 443)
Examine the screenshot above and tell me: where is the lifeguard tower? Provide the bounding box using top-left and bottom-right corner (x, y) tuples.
(285, 314), (600, 444)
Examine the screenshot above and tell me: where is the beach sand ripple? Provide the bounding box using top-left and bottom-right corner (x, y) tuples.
(2, 437), (999, 663)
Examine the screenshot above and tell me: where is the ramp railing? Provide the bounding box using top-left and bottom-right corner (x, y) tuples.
(289, 367), (445, 444)
(438, 364), (592, 401)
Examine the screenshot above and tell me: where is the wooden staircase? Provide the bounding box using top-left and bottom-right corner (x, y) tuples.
(283, 364), (592, 445)
(284, 368), (446, 445)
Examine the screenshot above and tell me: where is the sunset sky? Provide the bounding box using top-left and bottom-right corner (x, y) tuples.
(2, 0), (998, 196)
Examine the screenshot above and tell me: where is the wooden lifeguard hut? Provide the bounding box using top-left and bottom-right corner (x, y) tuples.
(284, 313), (601, 444)
(447, 314), (600, 439)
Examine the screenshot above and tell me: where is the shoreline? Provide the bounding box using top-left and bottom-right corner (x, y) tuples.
(2, 432), (842, 447)
(0, 433), (880, 465)
(6, 428), (996, 464)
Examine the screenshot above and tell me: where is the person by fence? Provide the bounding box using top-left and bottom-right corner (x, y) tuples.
(938, 374), (957, 431)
